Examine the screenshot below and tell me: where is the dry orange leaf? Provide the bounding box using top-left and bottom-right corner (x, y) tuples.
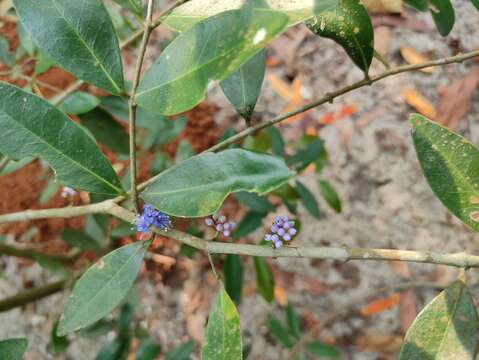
(402, 88), (437, 119)
(267, 74), (294, 101)
(400, 47), (435, 73)
(267, 73), (307, 124)
(274, 285), (288, 306)
(360, 292), (401, 316)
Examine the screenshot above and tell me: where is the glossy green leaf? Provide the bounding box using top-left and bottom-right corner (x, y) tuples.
(220, 49), (266, 121)
(318, 180), (342, 213)
(267, 313), (295, 347)
(79, 109), (129, 154)
(141, 149), (294, 217)
(286, 304), (301, 340)
(403, 0), (428, 11)
(58, 92), (100, 115)
(58, 241), (150, 335)
(472, 0), (479, 10)
(164, 0), (338, 31)
(0, 82), (123, 195)
(296, 181), (321, 219)
(306, 342), (340, 357)
(0, 37), (14, 67)
(224, 254), (244, 303)
(96, 337), (129, 360)
(136, 8), (288, 115)
(165, 340), (194, 360)
(13, 0), (124, 94)
(136, 339), (162, 360)
(411, 114), (479, 232)
(233, 211), (266, 238)
(268, 126), (285, 157)
(307, 0), (374, 73)
(0, 338), (28, 360)
(201, 285), (242, 359)
(399, 280), (478, 359)
(235, 191), (275, 214)
(429, 0), (455, 36)
(61, 229), (102, 251)
(254, 257), (275, 302)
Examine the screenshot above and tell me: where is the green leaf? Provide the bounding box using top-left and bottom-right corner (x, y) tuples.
(175, 139), (196, 164)
(0, 338), (28, 360)
(34, 50), (55, 75)
(307, 0), (374, 73)
(472, 0), (479, 11)
(306, 342), (340, 357)
(410, 114), (479, 232)
(267, 313), (295, 347)
(38, 177), (59, 205)
(287, 136), (325, 171)
(0, 82), (123, 195)
(201, 285), (242, 359)
(403, 0), (428, 11)
(295, 181), (321, 219)
(286, 304), (301, 340)
(163, 0), (338, 32)
(235, 191), (275, 214)
(0, 37), (14, 67)
(141, 149), (294, 217)
(17, 22), (35, 56)
(13, 0), (124, 94)
(429, 0), (455, 36)
(399, 280), (478, 359)
(58, 241), (150, 335)
(136, 8), (288, 115)
(61, 229), (102, 251)
(58, 92), (100, 115)
(220, 49), (266, 121)
(112, 0), (142, 14)
(79, 108), (129, 155)
(136, 339), (162, 360)
(96, 337), (129, 360)
(233, 211), (266, 238)
(165, 340), (194, 360)
(253, 257), (274, 302)
(318, 180), (342, 213)
(47, 320), (70, 355)
(224, 254), (244, 303)
(268, 126), (285, 157)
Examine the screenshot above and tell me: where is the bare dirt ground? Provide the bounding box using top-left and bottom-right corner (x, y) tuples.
(1, 1), (479, 359)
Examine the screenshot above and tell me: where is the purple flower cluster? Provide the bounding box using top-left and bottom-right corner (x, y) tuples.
(135, 204), (171, 234)
(205, 214), (236, 237)
(264, 215), (297, 249)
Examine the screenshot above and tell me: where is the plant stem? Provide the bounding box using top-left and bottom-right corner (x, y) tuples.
(0, 278), (67, 312)
(0, 156), (10, 173)
(128, 0), (155, 212)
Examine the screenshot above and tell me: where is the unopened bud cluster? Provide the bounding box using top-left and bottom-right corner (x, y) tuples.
(205, 214), (236, 237)
(264, 215), (297, 249)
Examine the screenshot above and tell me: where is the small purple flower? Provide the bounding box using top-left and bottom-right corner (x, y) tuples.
(61, 186), (77, 198)
(205, 214), (236, 238)
(264, 215), (297, 249)
(135, 204), (171, 234)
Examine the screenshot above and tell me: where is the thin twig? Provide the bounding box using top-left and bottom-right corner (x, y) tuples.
(0, 278), (67, 312)
(128, 0), (155, 212)
(206, 49), (479, 153)
(137, 49), (479, 191)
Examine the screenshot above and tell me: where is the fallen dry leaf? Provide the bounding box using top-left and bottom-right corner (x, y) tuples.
(402, 87), (437, 119)
(355, 333), (403, 353)
(400, 47), (435, 73)
(274, 285), (288, 306)
(267, 73), (307, 124)
(436, 67), (479, 130)
(360, 292), (401, 316)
